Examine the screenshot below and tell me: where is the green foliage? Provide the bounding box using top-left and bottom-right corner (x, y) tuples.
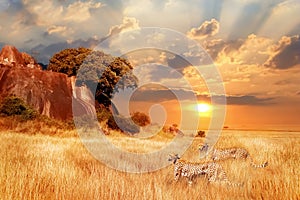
(76, 51), (138, 107)
(107, 114), (140, 135)
(49, 48), (138, 108)
(47, 47), (92, 77)
(0, 95), (37, 121)
(131, 111), (150, 127)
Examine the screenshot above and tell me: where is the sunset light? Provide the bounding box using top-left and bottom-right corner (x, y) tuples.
(197, 103), (211, 113)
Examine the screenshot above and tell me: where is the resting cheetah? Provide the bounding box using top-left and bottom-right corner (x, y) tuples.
(199, 144), (268, 168)
(168, 154), (243, 186)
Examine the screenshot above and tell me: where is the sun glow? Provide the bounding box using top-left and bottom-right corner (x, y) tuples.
(197, 103), (211, 113)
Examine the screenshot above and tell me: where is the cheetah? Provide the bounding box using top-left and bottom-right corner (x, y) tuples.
(199, 144), (268, 168)
(168, 154), (243, 187)
(168, 154), (186, 182)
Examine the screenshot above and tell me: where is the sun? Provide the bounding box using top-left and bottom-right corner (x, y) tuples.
(197, 103), (211, 113)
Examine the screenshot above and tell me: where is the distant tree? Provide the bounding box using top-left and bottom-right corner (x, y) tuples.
(131, 111), (151, 127)
(196, 130), (206, 137)
(47, 47), (92, 76)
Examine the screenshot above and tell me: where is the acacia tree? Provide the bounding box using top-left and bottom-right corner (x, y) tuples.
(76, 50), (138, 107)
(48, 47), (92, 77)
(48, 48), (138, 107)
(131, 111), (151, 127)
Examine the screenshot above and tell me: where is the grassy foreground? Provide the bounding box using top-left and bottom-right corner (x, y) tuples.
(0, 128), (299, 200)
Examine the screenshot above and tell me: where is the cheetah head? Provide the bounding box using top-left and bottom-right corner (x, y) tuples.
(168, 154), (180, 164)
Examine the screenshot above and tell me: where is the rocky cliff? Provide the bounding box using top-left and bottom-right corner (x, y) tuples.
(0, 45), (41, 69)
(0, 45), (95, 121)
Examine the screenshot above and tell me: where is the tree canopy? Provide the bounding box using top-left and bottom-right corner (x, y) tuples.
(48, 48), (138, 107)
(47, 47), (92, 77)
(131, 111), (151, 127)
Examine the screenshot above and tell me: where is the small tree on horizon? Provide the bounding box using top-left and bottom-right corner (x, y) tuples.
(131, 111), (151, 127)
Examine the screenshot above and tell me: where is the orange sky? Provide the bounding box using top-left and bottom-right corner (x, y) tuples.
(2, 1), (299, 131)
(121, 97), (300, 131)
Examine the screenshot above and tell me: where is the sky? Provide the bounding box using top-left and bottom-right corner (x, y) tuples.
(0, 0), (300, 130)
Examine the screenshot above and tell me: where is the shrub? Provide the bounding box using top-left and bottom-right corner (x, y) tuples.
(131, 111), (150, 127)
(0, 95), (37, 121)
(196, 130), (206, 137)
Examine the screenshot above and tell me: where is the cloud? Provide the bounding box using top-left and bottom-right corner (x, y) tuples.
(207, 34), (272, 66)
(23, 0), (102, 25)
(46, 26), (67, 35)
(226, 95), (275, 105)
(132, 88), (276, 105)
(64, 1), (102, 22)
(130, 85), (195, 102)
(131, 87), (196, 102)
(197, 94), (275, 106)
(204, 34), (299, 70)
(167, 54), (192, 72)
(264, 35), (300, 69)
(187, 19), (220, 39)
(258, 0), (300, 39)
(106, 17), (139, 38)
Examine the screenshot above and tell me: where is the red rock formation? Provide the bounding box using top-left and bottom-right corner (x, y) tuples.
(0, 66), (72, 120)
(0, 45), (41, 69)
(0, 45), (96, 121)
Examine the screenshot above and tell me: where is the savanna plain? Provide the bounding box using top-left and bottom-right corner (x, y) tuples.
(0, 118), (299, 200)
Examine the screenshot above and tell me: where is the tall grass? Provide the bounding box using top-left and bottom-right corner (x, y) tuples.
(0, 129), (299, 199)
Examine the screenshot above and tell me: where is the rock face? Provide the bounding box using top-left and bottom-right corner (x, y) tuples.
(0, 45), (95, 121)
(0, 45), (41, 69)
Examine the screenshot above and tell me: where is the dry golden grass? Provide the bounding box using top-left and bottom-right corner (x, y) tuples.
(0, 126), (299, 199)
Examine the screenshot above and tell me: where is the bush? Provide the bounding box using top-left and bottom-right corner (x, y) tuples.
(0, 95), (37, 121)
(196, 130), (206, 137)
(131, 111), (150, 127)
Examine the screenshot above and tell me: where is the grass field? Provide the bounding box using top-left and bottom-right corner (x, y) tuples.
(0, 125), (299, 200)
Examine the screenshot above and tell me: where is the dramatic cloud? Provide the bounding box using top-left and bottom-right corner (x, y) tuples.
(264, 35), (300, 69)
(204, 34), (300, 70)
(187, 19), (220, 39)
(196, 33), (300, 100)
(206, 34), (272, 66)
